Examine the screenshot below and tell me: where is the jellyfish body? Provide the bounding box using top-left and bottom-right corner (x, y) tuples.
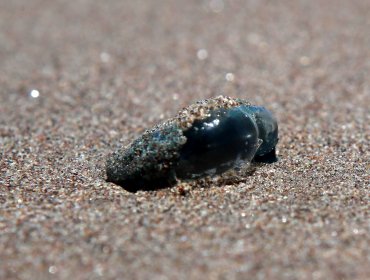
(106, 96), (278, 191)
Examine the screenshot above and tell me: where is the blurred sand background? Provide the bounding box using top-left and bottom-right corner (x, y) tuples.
(0, 0), (369, 279)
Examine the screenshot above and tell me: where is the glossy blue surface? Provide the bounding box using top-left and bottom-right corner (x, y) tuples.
(175, 106), (260, 179)
(242, 105), (279, 157)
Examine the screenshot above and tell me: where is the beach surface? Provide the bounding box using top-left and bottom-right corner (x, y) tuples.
(0, 0), (369, 279)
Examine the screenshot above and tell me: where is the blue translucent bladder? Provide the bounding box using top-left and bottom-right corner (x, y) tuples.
(106, 97), (278, 191)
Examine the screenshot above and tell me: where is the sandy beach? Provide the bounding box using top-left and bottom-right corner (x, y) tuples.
(0, 0), (369, 279)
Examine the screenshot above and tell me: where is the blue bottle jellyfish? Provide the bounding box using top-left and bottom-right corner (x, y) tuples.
(106, 96), (278, 191)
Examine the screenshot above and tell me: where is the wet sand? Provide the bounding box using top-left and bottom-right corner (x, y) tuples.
(0, 0), (369, 279)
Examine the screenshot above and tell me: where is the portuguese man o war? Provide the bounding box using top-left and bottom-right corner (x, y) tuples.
(106, 96), (278, 191)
